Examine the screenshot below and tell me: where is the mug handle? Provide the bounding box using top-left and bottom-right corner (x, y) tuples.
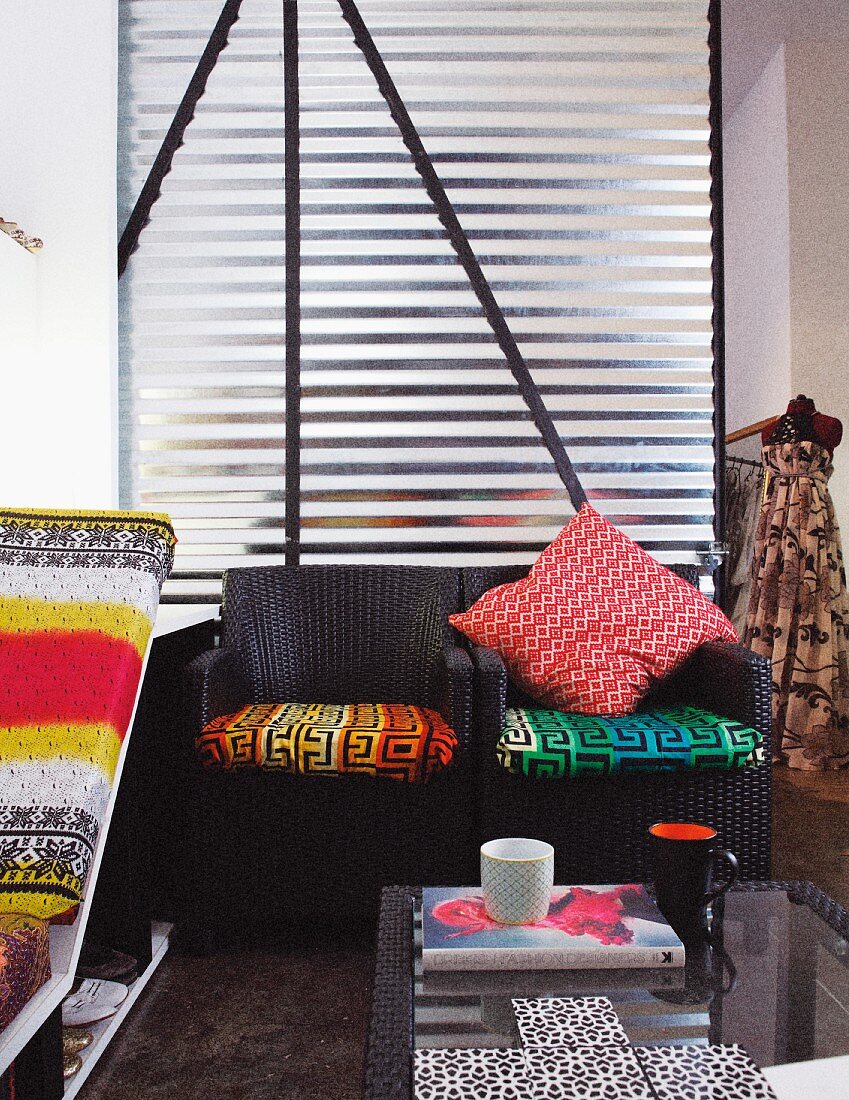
(703, 848), (739, 906)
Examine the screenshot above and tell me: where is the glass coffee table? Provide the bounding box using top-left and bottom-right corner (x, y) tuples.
(363, 882), (849, 1099)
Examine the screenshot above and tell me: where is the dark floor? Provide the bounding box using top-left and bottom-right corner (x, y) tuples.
(771, 765), (849, 910)
(80, 768), (849, 1100)
(80, 942), (375, 1100)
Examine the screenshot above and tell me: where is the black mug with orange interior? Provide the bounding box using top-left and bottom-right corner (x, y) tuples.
(648, 822), (739, 947)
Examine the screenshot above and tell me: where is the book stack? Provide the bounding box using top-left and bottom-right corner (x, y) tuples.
(422, 884), (685, 972)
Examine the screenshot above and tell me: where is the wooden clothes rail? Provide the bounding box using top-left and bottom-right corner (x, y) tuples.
(725, 417), (777, 445)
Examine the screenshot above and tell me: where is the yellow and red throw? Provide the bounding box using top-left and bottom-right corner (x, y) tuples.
(0, 509), (175, 919)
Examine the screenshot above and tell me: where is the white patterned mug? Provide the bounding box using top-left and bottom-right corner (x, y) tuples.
(480, 837), (555, 924)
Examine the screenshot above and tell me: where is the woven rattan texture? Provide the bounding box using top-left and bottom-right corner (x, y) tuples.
(460, 565), (773, 882)
(182, 566), (476, 938)
(363, 885), (416, 1100)
(361, 882), (849, 1100)
(220, 566), (460, 711)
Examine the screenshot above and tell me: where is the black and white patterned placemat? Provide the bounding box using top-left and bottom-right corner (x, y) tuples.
(414, 1048), (531, 1100)
(636, 1044), (778, 1100)
(413, 996), (777, 1100)
(512, 995), (629, 1047)
(525, 1044), (654, 1099)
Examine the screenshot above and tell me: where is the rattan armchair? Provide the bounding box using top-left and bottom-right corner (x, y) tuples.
(183, 565), (475, 942)
(461, 565), (773, 883)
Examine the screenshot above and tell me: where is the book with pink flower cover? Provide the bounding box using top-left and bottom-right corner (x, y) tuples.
(422, 885), (685, 971)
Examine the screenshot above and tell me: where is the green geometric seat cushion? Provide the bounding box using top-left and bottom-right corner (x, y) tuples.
(497, 706), (763, 780)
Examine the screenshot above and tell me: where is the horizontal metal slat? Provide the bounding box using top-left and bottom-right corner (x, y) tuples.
(120, 0), (715, 574)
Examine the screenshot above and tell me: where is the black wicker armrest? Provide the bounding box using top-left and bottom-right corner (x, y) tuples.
(434, 644), (473, 752)
(469, 645), (508, 765)
(185, 646), (251, 732)
(663, 640), (773, 760)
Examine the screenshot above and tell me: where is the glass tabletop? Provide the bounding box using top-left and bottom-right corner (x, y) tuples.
(412, 886), (849, 1068)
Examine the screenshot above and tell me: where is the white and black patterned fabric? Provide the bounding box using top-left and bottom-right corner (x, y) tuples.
(0, 511), (174, 584)
(414, 1048), (531, 1100)
(414, 1044), (658, 1100)
(636, 1045), (777, 1100)
(512, 996), (629, 1047)
(412, 998), (777, 1100)
(525, 1046), (653, 1099)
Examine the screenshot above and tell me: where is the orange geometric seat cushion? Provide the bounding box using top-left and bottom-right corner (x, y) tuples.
(197, 702), (458, 783)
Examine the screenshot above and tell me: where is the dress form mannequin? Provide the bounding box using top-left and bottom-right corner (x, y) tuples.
(760, 394), (843, 453)
(745, 393), (849, 769)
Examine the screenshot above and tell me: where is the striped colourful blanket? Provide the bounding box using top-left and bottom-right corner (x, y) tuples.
(0, 509), (174, 919)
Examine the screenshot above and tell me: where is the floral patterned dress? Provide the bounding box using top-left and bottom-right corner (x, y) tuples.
(744, 440), (849, 768)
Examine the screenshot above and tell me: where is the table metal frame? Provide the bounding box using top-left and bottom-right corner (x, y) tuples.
(363, 882), (849, 1100)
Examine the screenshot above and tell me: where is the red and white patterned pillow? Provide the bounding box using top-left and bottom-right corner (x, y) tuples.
(449, 504), (738, 715)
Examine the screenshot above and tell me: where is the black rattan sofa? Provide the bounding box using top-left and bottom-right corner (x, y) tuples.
(461, 564), (773, 883)
(180, 562), (772, 945)
(182, 565), (475, 942)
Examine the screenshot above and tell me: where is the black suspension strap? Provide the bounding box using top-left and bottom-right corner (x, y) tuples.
(335, 0), (588, 510)
(283, 0), (301, 565)
(118, 0), (245, 277)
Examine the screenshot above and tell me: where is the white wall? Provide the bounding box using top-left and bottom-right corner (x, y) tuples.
(785, 39), (849, 521)
(0, 235), (38, 385)
(722, 0), (849, 117)
(0, 1), (118, 509)
(723, 47), (792, 462)
(722, 29), (849, 529)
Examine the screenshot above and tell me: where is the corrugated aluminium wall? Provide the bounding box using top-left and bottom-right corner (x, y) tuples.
(118, 0), (715, 600)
